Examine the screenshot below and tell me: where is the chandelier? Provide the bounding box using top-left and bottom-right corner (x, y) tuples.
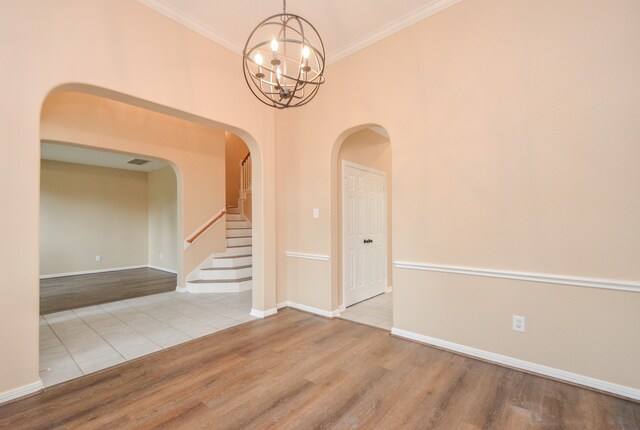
(242, 0), (325, 109)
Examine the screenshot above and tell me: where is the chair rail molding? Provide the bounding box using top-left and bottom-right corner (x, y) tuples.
(285, 251), (330, 261)
(394, 261), (640, 293)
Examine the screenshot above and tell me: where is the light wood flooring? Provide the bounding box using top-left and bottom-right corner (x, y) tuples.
(1, 309), (638, 429)
(40, 268), (177, 315)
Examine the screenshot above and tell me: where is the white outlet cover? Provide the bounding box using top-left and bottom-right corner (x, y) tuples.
(512, 315), (525, 332)
(313, 208), (319, 219)
(95, 255), (101, 262)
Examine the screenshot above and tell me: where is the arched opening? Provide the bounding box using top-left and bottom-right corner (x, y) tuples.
(38, 84), (264, 386)
(330, 125), (393, 330)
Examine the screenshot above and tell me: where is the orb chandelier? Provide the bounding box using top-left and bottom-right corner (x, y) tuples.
(242, 0), (325, 109)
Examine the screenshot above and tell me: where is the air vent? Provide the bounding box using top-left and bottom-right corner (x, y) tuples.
(127, 158), (150, 165)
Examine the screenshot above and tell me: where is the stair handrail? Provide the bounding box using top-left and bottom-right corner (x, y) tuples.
(184, 208), (226, 248)
(241, 152), (250, 165)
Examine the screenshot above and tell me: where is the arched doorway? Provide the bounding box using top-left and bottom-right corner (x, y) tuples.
(38, 85), (265, 386)
(331, 125), (393, 330)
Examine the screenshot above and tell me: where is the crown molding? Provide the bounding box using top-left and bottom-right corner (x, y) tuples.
(137, 0), (463, 64)
(136, 0), (242, 53)
(327, 0), (464, 64)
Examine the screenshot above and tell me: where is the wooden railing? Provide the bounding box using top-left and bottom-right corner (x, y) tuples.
(184, 209), (226, 247)
(240, 152), (252, 196)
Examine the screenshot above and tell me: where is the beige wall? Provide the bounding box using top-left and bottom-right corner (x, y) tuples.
(338, 129), (393, 303)
(225, 133), (249, 207)
(0, 0), (277, 396)
(40, 160), (149, 276)
(276, 0), (640, 392)
(149, 166), (178, 272)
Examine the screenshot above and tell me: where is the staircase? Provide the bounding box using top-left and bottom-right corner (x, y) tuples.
(186, 207), (253, 293)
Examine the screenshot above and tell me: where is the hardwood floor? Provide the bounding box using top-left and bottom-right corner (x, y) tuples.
(40, 268), (177, 315)
(1, 309), (638, 429)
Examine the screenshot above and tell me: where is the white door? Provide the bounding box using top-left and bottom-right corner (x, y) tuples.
(343, 162), (387, 307)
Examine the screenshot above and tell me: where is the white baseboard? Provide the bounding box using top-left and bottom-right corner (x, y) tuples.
(279, 301), (341, 318)
(391, 327), (640, 401)
(175, 286), (188, 293)
(0, 379), (43, 405)
(386, 286), (393, 293)
(148, 265), (177, 274)
(40, 265), (148, 279)
(250, 308), (278, 318)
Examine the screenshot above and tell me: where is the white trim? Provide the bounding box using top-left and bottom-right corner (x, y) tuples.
(285, 251), (330, 261)
(148, 265), (177, 274)
(328, 0), (463, 63)
(250, 308), (278, 318)
(386, 286), (393, 293)
(187, 281), (252, 294)
(394, 261), (640, 293)
(39, 265), (147, 279)
(342, 159), (387, 176)
(0, 380), (43, 405)
(277, 301), (288, 309)
(135, 0), (241, 53)
(175, 286), (188, 293)
(279, 301), (340, 318)
(136, 0), (462, 65)
(391, 327), (640, 401)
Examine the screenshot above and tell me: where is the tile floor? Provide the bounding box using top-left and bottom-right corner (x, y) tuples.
(39, 290), (255, 387)
(339, 291), (392, 329)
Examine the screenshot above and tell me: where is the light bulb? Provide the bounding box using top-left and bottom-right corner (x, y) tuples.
(276, 67), (282, 79)
(271, 37), (279, 52)
(254, 52), (263, 66)
(302, 45), (310, 59)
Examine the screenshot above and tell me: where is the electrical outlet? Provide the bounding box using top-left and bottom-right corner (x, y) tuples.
(512, 315), (525, 332)
(160, 253), (163, 260)
(95, 255), (101, 262)
(313, 208), (319, 219)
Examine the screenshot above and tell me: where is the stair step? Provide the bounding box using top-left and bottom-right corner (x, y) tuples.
(190, 276), (252, 284)
(214, 245), (252, 257)
(226, 207), (241, 214)
(227, 236), (252, 247)
(226, 220), (251, 229)
(226, 213), (244, 221)
(202, 265), (252, 270)
(199, 266), (252, 280)
(227, 228), (252, 238)
(215, 254), (252, 259)
(210, 255), (252, 268)
(187, 277), (252, 293)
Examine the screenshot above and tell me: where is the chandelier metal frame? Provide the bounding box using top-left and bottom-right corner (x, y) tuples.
(242, 0), (325, 109)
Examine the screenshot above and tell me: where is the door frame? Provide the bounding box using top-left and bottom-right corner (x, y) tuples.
(341, 159), (389, 308)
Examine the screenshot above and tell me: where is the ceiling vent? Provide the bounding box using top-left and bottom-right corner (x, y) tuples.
(127, 158), (150, 165)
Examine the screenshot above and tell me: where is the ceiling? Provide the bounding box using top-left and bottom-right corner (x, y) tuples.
(136, 0), (461, 63)
(41, 141), (169, 173)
